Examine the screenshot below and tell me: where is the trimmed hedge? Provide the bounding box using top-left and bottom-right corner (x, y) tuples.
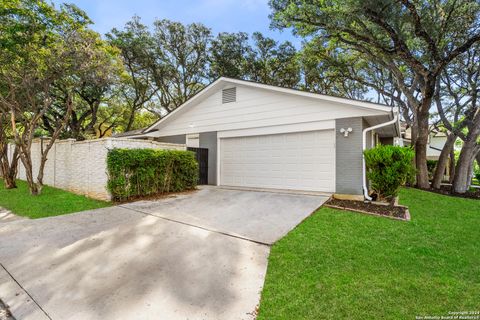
(107, 148), (198, 201)
(364, 145), (415, 201)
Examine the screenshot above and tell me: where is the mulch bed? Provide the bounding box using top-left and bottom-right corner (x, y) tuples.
(325, 198), (409, 221)
(425, 185), (480, 200)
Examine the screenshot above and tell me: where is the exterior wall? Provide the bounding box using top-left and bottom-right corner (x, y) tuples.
(335, 117), (364, 195)
(363, 119), (374, 149)
(15, 138), (185, 200)
(199, 131), (217, 185)
(155, 134), (186, 144)
(380, 137), (394, 145)
(217, 120), (334, 138)
(430, 135), (447, 150)
(427, 135), (446, 159)
(153, 84), (391, 137)
(186, 134), (200, 148)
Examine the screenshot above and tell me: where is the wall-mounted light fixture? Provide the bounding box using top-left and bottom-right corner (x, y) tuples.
(340, 127), (353, 137)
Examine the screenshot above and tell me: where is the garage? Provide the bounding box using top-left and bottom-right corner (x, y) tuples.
(220, 129), (335, 192)
(137, 77), (398, 196)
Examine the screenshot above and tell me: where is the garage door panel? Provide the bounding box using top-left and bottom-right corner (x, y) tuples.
(220, 130), (335, 192)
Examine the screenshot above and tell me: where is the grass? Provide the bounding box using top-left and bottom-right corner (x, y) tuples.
(0, 180), (110, 219)
(257, 188), (480, 319)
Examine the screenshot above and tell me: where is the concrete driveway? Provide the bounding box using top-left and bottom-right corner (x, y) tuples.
(122, 186), (329, 245)
(0, 187), (328, 320)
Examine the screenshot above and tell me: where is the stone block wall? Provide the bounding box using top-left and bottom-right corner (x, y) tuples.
(14, 138), (185, 200)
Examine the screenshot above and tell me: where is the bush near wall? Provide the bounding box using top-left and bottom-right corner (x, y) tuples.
(426, 160), (438, 178)
(474, 169), (480, 185)
(364, 145), (415, 202)
(107, 148), (198, 201)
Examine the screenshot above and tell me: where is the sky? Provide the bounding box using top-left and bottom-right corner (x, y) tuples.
(50, 0), (300, 46)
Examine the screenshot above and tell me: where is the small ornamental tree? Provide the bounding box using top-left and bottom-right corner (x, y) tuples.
(364, 145), (415, 204)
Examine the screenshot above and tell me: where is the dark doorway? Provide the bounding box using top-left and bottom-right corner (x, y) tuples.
(187, 147), (209, 185)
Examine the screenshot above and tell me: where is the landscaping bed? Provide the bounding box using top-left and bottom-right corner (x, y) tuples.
(325, 198), (409, 220)
(427, 185), (480, 200)
(113, 188), (198, 204)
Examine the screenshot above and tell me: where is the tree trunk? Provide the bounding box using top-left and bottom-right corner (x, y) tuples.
(410, 122), (418, 177)
(126, 108), (136, 132)
(1, 159), (17, 189)
(36, 96), (72, 193)
(476, 151), (480, 174)
(0, 144), (19, 189)
(449, 148), (456, 184)
(466, 159), (474, 188)
(19, 150), (40, 195)
(415, 114), (430, 189)
(453, 140), (477, 193)
(432, 133), (456, 189)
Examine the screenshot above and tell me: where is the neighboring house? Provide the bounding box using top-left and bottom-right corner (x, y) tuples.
(401, 125), (451, 180)
(427, 130), (449, 160)
(119, 77), (400, 199)
(401, 125), (448, 160)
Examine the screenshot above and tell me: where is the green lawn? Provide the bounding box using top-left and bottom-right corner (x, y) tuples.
(0, 180), (110, 219)
(257, 188), (480, 319)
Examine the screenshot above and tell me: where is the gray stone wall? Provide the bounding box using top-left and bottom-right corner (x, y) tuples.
(156, 134), (186, 144)
(335, 117), (364, 195)
(199, 132), (217, 185)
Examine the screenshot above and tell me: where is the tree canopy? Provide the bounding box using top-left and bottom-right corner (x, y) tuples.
(1, 0), (480, 195)
(270, 0), (480, 190)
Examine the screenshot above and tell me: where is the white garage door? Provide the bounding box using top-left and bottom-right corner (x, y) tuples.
(220, 130), (335, 192)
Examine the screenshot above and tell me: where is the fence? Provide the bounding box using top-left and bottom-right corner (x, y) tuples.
(10, 138), (185, 200)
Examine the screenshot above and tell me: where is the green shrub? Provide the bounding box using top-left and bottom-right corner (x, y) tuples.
(474, 169), (480, 185)
(364, 145), (415, 201)
(426, 160), (437, 171)
(107, 148), (198, 201)
(426, 160), (437, 178)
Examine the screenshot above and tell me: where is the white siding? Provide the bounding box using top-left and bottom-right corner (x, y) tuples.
(220, 130), (335, 192)
(428, 136), (446, 157)
(154, 84), (390, 136)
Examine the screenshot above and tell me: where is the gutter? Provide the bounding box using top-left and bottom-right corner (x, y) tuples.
(362, 111), (399, 201)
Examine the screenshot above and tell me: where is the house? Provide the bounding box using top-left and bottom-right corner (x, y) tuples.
(427, 131), (449, 160)
(401, 125), (449, 160)
(120, 77), (401, 199)
(401, 125), (452, 181)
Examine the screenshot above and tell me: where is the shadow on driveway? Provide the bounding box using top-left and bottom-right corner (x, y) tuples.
(0, 206), (269, 320)
(122, 186), (329, 245)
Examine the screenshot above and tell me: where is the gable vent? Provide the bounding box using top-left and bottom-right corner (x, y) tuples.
(222, 87), (236, 104)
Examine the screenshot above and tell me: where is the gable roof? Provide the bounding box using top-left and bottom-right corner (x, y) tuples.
(144, 77), (394, 133)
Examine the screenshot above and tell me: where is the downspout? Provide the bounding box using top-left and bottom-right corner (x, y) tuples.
(362, 112), (399, 201)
